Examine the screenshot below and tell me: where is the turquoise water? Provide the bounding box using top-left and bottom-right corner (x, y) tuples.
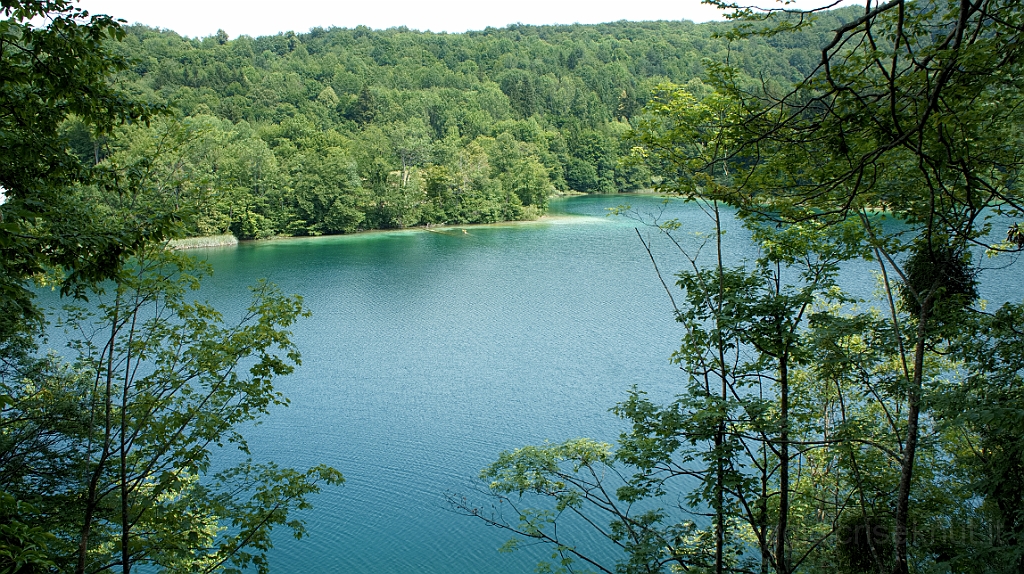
(170, 195), (1021, 572)
(190, 195), (696, 573)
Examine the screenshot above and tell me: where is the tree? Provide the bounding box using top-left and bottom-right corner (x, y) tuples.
(101, 14), (856, 233)
(935, 302), (1024, 572)
(699, 1), (1024, 570)
(0, 0), (165, 340)
(457, 0), (1024, 564)
(1, 3), (344, 571)
(1, 3), (169, 565)
(451, 85), (853, 574)
(2, 249), (343, 574)
(451, 209), (872, 574)
(498, 69), (540, 119)
(289, 146), (367, 235)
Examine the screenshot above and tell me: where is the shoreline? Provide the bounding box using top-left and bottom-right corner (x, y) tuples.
(167, 234), (239, 250)
(165, 192), (676, 250)
(170, 213), (593, 250)
(259, 213), (593, 243)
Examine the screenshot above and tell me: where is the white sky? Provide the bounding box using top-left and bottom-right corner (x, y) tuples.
(74, 0), (857, 39)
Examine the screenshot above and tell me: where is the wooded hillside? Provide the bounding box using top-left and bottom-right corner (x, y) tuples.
(74, 13), (853, 238)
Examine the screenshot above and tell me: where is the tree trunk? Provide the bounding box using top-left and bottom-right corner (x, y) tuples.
(714, 203), (726, 574)
(78, 303), (121, 574)
(893, 311), (928, 574)
(777, 352), (790, 574)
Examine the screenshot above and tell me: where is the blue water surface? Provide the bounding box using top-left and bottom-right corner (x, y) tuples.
(154, 195), (1022, 573)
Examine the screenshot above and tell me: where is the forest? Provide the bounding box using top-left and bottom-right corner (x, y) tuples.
(3, 0), (1024, 573)
(64, 11), (848, 238)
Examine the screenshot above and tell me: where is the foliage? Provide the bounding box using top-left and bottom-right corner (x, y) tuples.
(0, 0), (165, 339)
(0, 492), (56, 574)
(63, 13), (857, 239)
(1, 249), (343, 574)
(702, 1), (1024, 570)
(1, 3), (343, 571)
(456, 1), (1024, 572)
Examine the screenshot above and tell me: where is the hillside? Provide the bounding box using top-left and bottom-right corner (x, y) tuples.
(72, 11), (855, 238)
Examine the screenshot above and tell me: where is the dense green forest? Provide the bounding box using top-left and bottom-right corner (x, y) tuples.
(67, 14), (850, 238)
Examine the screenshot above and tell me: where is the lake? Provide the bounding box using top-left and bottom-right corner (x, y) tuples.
(152, 195), (1023, 572)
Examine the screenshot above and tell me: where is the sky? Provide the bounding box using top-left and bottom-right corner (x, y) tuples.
(74, 0), (854, 39)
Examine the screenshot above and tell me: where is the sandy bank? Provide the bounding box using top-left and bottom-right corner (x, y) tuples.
(167, 234), (239, 250)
